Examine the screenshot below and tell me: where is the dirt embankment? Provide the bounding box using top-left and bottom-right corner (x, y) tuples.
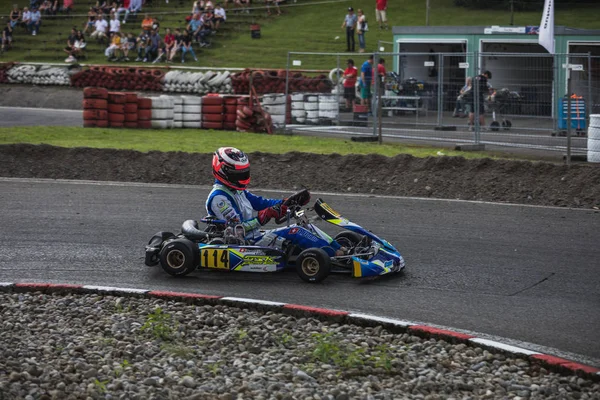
(2, 144), (599, 208)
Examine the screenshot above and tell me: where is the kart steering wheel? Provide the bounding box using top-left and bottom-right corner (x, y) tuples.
(275, 189), (310, 224)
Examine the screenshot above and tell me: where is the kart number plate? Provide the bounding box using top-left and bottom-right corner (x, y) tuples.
(200, 249), (229, 269)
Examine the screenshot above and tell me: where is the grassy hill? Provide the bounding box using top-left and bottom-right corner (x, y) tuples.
(0, 0), (599, 69)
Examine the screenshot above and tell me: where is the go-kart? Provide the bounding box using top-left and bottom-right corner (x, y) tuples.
(145, 190), (405, 283)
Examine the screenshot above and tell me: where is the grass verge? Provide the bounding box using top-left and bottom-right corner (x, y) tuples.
(0, 126), (504, 159)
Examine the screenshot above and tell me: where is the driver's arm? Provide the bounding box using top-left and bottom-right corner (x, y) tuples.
(208, 194), (262, 232)
(245, 191), (283, 211)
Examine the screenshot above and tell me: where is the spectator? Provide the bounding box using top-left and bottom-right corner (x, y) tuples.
(360, 54), (373, 109)
(341, 7), (357, 53)
(375, 0), (387, 30)
(234, 0), (250, 13)
(72, 30), (87, 59)
(129, 0), (142, 16)
(452, 77), (472, 118)
(2, 22), (13, 53)
(63, 27), (77, 56)
(191, 0), (201, 14)
(141, 13), (154, 33)
(143, 28), (160, 62)
(28, 6), (41, 36)
(167, 27), (182, 62)
(213, 3), (226, 30)
(109, 13), (120, 34)
(59, 0), (73, 14)
(21, 7), (31, 30)
(356, 9), (367, 53)
(65, 28), (84, 62)
(38, 0), (53, 15)
(134, 29), (149, 61)
(90, 15), (108, 41)
(120, 31), (135, 61)
(198, 10), (214, 46)
(180, 29), (197, 63)
(153, 27), (174, 63)
(9, 5), (21, 29)
(115, 0), (130, 23)
(266, 0), (281, 16)
(83, 7), (97, 34)
(187, 13), (201, 42)
(342, 58), (357, 110)
(468, 70), (493, 131)
(105, 31), (121, 60)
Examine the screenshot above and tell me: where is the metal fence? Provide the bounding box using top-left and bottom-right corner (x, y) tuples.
(280, 51), (599, 158)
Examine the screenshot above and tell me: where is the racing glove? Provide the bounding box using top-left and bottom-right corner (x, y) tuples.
(257, 204), (288, 226)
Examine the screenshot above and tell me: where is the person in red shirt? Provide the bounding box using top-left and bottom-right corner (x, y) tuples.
(372, 57), (386, 84)
(375, 0), (388, 30)
(342, 59), (357, 109)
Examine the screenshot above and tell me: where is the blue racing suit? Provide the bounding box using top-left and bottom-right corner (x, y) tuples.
(205, 181), (283, 241)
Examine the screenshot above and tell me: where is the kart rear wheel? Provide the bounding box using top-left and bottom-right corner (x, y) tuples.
(159, 239), (197, 277)
(296, 248), (330, 283)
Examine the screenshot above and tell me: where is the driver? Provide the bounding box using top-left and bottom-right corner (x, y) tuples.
(206, 147), (304, 240)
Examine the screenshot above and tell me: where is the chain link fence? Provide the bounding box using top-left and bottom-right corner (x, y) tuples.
(281, 51), (598, 158)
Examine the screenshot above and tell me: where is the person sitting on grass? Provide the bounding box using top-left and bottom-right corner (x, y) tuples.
(167, 27), (182, 62)
(265, 0), (281, 16)
(153, 27), (174, 63)
(180, 29), (197, 63)
(109, 12), (121, 35)
(141, 13), (154, 33)
(58, 0), (73, 14)
(38, 0), (53, 15)
(65, 29), (85, 62)
(197, 11), (213, 47)
(1, 22), (13, 53)
(120, 31), (135, 61)
(115, 0), (130, 23)
(213, 3), (226, 31)
(21, 7), (31, 31)
(9, 5), (21, 29)
(28, 6), (41, 36)
(187, 12), (202, 42)
(143, 28), (160, 62)
(105, 31), (121, 61)
(134, 29), (149, 61)
(63, 27), (77, 57)
(82, 6), (97, 34)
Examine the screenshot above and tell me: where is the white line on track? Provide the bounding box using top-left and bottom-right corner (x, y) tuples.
(0, 106), (81, 113)
(0, 177), (594, 211)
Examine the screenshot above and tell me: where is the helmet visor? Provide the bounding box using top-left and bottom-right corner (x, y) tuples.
(224, 165), (250, 186)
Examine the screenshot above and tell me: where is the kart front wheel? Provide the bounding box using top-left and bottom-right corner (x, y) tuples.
(296, 248), (331, 283)
(159, 239), (197, 277)
(335, 231), (363, 248)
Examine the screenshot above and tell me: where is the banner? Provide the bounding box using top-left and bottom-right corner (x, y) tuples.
(539, 0), (554, 53)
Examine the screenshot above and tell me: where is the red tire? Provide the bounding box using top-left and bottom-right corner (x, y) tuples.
(202, 114), (224, 122)
(224, 97), (238, 105)
(201, 96), (223, 105)
(124, 93), (138, 103)
(138, 109), (152, 120)
(83, 99), (107, 109)
(223, 114), (237, 122)
(83, 110), (108, 120)
(83, 87), (109, 99)
(83, 119), (97, 128)
(137, 120), (152, 129)
(108, 104), (125, 113)
(108, 113), (125, 122)
(108, 93), (127, 104)
(109, 121), (124, 128)
(242, 106), (253, 117)
(137, 98), (152, 109)
(124, 122), (138, 128)
(224, 105), (237, 114)
(124, 113), (138, 122)
(202, 121), (224, 130)
(124, 103), (138, 113)
(236, 109), (248, 120)
(235, 119), (252, 130)
(202, 105), (224, 114)
(96, 119), (109, 128)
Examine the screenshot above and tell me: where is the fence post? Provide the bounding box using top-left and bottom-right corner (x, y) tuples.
(437, 53), (443, 127)
(283, 51), (290, 133)
(336, 54), (341, 126)
(566, 66), (572, 166)
(473, 51), (480, 145)
(588, 52), (592, 123)
(372, 52), (380, 138)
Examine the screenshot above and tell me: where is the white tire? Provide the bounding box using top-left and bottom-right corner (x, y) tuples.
(293, 117), (306, 124)
(151, 109), (175, 120)
(183, 121), (202, 128)
(319, 111), (339, 119)
(304, 102), (318, 111)
(291, 110), (306, 118)
(271, 114), (286, 124)
(329, 68), (344, 85)
(264, 104), (287, 115)
(174, 105), (183, 113)
(318, 95), (337, 103)
(587, 138), (600, 152)
(174, 121), (183, 128)
(182, 113), (202, 121)
(306, 111), (319, 119)
(263, 94), (286, 106)
(151, 120), (170, 129)
(588, 126), (600, 140)
(318, 102), (338, 111)
(182, 96), (202, 105)
(291, 93), (304, 102)
(150, 97), (173, 109)
(305, 95), (318, 103)
(182, 105), (202, 114)
(291, 102), (305, 110)
(174, 113), (183, 122)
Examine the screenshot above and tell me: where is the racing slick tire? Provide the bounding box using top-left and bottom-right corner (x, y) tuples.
(296, 248), (330, 283)
(159, 238), (198, 276)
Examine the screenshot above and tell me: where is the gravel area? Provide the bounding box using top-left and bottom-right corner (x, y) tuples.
(1, 292), (599, 400)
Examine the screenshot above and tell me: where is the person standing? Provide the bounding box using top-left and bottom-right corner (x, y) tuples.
(341, 7), (357, 53)
(356, 9), (367, 53)
(360, 54), (373, 109)
(375, 0), (388, 30)
(342, 59), (357, 110)
(469, 70), (493, 131)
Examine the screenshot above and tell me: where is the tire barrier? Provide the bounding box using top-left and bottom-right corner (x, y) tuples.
(181, 95), (202, 129)
(290, 93), (306, 124)
(303, 94), (320, 125)
(162, 70), (233, 95)
(0, 62), (16, 83)
(169, 95), (183, 129)
(107, 92), (126, 128)
(318, 94), (339, 123)
(82, 87), (109, 128)
(71, 67), (164, 91)
(235, 96), (273, 133)
(223, 96), (240, 130)
(261, 93), (291, 128)
(6, 64), (72, 86)
(150, 96), (175, 129)
(201, 95), (224, 130)
(589, 115), (600, 163)
(231, 69), (333, 95)
(124, 92), (139, 129)
(137, 96), (152, 129)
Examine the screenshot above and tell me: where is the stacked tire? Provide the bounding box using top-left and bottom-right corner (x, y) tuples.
(261, 94), (291, 128)
(223, 96), (239, 131)
(150, 96), (175, 129)
(290, 93), (306, 124)
(202, 95), (224, 130)
(137, 97), (152, 129)
(318, 94), (339, 124)
(170, 96), (183, 128)
(588, 115), (600, 163)
(83, 87), (109, 128)
(123, 92), (138, 129)
(107, 92), (127, 128)
(181, 96), (202, 129)
(304, 94), (319, 125)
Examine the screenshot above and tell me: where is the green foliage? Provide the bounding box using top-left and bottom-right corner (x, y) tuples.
(93, 379), (109, 394)
(140, 307), (176, 341)
(371, 343), (394, 371)
(277, 332), (295, 346)
(161, 343), (193, 359)
(236, 328), (248, 342)
(206, 361), (223, 376)
(310, 332), (368, 368)
(114, 359), (130, 378)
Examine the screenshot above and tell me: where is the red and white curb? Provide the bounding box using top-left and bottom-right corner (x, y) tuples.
(1, 282), (599, 381)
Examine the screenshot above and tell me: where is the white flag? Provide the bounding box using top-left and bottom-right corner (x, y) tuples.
(539, 0), (554, 54)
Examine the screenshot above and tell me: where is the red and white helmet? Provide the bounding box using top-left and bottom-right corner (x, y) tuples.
(212, 147), (250, 190)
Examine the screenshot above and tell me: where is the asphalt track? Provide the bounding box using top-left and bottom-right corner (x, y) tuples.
(0, 178), (599, 368)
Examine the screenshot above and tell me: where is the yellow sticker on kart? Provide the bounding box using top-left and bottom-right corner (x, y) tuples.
(200, 249), (230, 269)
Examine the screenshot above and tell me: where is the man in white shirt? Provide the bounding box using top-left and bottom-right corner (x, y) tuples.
(28, 7), (41, 36)
(90, 15), (108, 40)
(21, 7), (31, 30)
(213, 3), (226, 30)
(109, 13), (120, 34)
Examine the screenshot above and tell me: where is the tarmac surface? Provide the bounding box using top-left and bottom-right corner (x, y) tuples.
(1, 178), (599, 367)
